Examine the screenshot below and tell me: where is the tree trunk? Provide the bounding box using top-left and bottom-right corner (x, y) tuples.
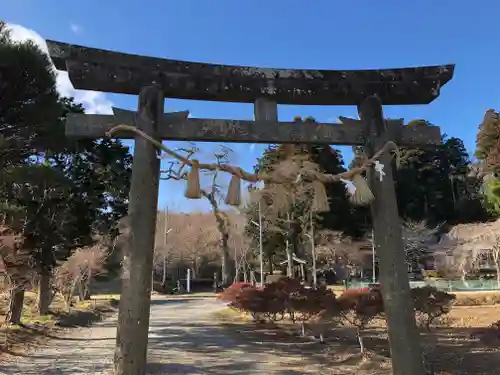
(243, 258), (248, 282)
(78, 280), (91, 301)
(496, 263), (500, 288)
(162, 255), (167, 286)
(221, 241), (233, 285)
(234, 254), (240, 282)
(461, 271), (470, 288)
(300, 321), (306, 337)
(206, 194), (233, 285)
(286, 241), (293, 277)
(493, 249), (500, 288)
(357, 328), (365, 354)
(7, 286), (24, 324)
(38, 271), (51, 315)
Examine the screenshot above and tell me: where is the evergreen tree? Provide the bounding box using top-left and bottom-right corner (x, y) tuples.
(474, 109), (500, 218)
(0, 22), (132, 317)
(396, 135), (488, 224)
(245, 117), (369, 274)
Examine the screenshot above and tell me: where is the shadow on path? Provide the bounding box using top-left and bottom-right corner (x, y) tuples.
(0, 297), (324, 374)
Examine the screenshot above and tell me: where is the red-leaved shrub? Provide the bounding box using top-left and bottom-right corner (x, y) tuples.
(229, 278), (340, 325)
(288, 285), (336, 322)
(231, 286), (285, 321)
(337, 289), (385, 353)
(217, 282), (255, 303)
(222, 280), (457, 352)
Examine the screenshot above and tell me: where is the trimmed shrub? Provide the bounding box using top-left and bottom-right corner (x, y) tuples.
(223, 280), (457, 352)
(338, 289), (385, 353)
(231, 286), (284, 321)
(217, 282), (255, 303)
(411, 286), (456, 330)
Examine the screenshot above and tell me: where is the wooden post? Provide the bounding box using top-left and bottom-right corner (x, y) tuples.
(162, 207), (169, 287)
(310, 211), (317, 287)
(358, 95), (425, 375)
(213, 272), (218, 292)
(250, 270), (256, 286)
(254, 98), (277, 286)
(114, 86), (163, 375)
(186, 268), (191, 293)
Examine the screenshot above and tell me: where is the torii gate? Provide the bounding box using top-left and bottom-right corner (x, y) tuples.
(46, 40), (453, 375)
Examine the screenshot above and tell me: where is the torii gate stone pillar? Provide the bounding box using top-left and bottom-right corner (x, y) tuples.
(113, 86), (163, 374)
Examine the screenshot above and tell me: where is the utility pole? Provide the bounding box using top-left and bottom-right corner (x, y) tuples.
(372, 228), (376, 283)
(162, 207), (170, 286)
(258, 199), (264, 287)
(310, 211), (317, 287)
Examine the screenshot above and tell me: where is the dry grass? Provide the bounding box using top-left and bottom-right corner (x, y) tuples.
(453, 291), (500, 306)
(214, 305), (500, 374)
(0, 291), (118, 358)
(328, 286), (500, 306)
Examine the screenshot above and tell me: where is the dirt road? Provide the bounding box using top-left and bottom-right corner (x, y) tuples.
(0, 297), (319, 375)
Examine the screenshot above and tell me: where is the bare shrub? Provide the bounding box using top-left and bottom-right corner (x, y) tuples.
(53, 244), (107, 311)
(0, 225), (34, 323)
(411, 286), (456, 330)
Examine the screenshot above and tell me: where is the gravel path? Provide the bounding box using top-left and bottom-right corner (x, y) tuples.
(0, 296), (317, 375)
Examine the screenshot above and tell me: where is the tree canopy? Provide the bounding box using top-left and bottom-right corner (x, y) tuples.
(0, 22), (132, 278)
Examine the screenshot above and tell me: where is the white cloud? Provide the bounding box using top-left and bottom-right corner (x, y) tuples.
(70, 23), (83, 35)
(7, 23), (113, 115)
(249, 143), (255, 152)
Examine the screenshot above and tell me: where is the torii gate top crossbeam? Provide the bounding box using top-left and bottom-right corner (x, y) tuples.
(46, 40), (454, 106)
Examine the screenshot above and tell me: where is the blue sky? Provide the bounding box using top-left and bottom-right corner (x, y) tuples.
(4, 0), (500, 212)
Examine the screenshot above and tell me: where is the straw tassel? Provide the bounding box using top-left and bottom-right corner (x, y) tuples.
(311, 180), (329, 212)
(184, 160), (202, 199)
(225, 174), (242, 206)
(349, 174), (374, 206)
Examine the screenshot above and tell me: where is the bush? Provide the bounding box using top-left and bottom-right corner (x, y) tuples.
(217, 282), (255, 303)
(223, 280), (457, 351)
(288, 285), (337, 322)
(231, 286), (285, 321)
(411, 286), (456, 330)
(263, 277), (301, 319)
(338, 289), (385, 353)
(229, 278), (302, 321)
(288, 285), (340, 339)
(227, 278), (339, 325)
(53, 244), (107, 310)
